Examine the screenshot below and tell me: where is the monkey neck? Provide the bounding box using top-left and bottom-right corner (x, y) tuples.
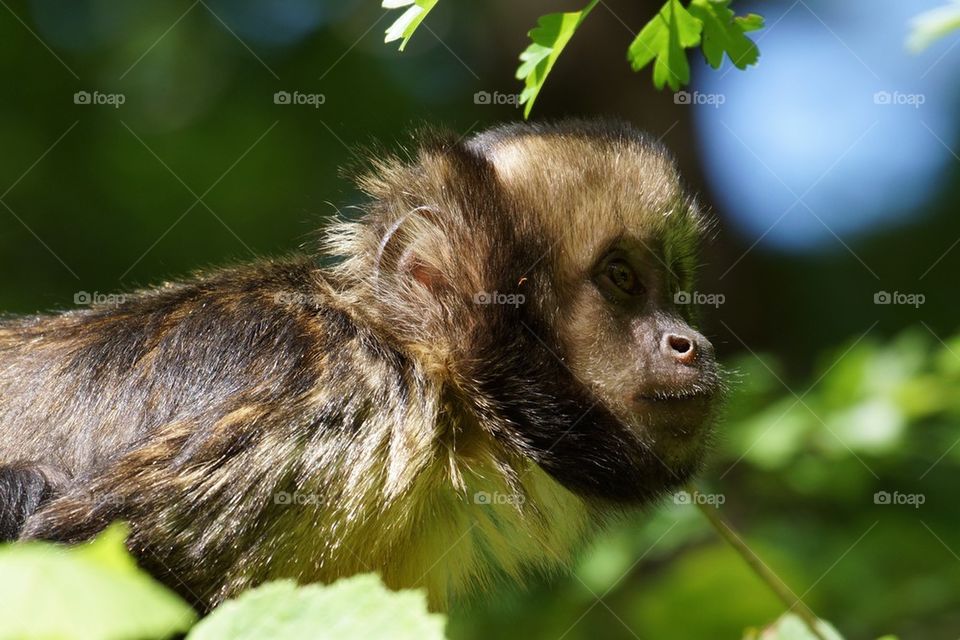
(247, 331), (596, 610)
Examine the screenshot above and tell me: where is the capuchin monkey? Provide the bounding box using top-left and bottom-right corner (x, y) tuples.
(0, 120), (722, 610)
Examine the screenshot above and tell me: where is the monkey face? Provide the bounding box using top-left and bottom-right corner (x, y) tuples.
(561, 239), (721, 470)
(465, 121), (721, 502)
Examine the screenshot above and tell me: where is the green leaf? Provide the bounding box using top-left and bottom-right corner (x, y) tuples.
(516, 0), (599, 118)
(745, 613), (846, 640)
(0, 523), (197, 640)
(187, 574), (446, 640)
(383, 0), (439, 51)
(737, 13), (765, 33)
(689, 0), (764, 69)
(627, 0), (703, 91)
(907, 1), (960, 52)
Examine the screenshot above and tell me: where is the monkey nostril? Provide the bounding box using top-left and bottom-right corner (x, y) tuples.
(668, 335), (691, 353)
(665, 334), (696, 363)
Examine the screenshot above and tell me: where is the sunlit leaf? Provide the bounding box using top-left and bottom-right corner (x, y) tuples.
(0, 523), (196, 640)
(188, 574), (445, 640)
(516, 0), (599, 118)
(627, 0), (702, 90)
(689, 0), (764, 69)
(383, 0), (439, 51)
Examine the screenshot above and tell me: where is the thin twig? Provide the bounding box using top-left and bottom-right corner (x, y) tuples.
(686, 483), (829, 640)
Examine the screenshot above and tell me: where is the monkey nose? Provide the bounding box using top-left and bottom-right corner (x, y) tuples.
(662, 333), (697, 365)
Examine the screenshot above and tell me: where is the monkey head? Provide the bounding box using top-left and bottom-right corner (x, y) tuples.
(334, 119), (722, 508)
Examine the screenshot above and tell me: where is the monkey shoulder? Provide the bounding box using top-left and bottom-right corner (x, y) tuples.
(0, 256), (400, 474)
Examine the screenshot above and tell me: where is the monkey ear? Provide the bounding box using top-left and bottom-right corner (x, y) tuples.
(400, 252), (444, 291)
(376, 206), (450, 295)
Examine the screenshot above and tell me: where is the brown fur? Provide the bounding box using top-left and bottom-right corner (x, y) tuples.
(0, 120), (720, 610)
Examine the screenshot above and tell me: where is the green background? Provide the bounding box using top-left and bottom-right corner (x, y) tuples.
(1, 1), (958, 638)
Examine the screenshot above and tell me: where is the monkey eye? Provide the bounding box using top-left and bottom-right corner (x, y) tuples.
(602, 258), (644, 296)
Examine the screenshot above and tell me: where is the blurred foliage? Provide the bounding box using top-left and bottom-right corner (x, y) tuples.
(0, 524), (196, 639)
(189, 575), (446, 640)
(909, 1), (960, 51)
(743, 614), (845, 640)
(449, 326), (960, 639)
(0, 528), (444, 640)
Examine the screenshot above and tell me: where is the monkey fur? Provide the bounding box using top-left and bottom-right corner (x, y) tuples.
(0, 120), (721, 610)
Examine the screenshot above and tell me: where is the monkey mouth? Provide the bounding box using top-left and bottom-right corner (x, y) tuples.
(627, 391), (718, 429)
(631, 390), (716, 408)
(633, 390), (713, 403)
